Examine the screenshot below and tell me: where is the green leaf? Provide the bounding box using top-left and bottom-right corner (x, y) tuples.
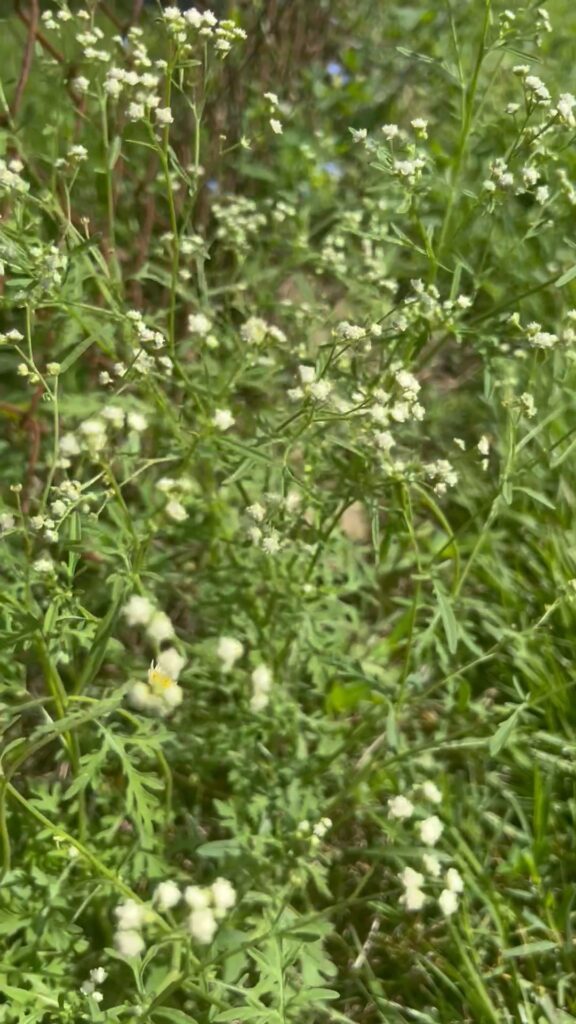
(555, 264), (576, 288)
(433, 581), (459, 654)
(489, 703), (527, 756)
(196, 839), (243, 859)
(502, 940), (558, 959)
(153, 1010), (200, 1024)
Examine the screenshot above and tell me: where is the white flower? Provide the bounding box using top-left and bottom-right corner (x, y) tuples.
(189, 907), (218, 943)
(114, 899), (146, 930)
(79, 418), (107, 451)
(411, 117), (428, 136)
(127, 411), (148, 432)
(349, 127), (367, 142)
(247, 502), (266, 522)
(101, 405), (125, 429)
(73, 75), (90, 94)
(217, 636), (244, 672)
(128, 681), (154, 712)
(400, 867), (423, 890)
(400, 886), (426, 911)
(262, 530), (281, 554)
(298, 364), (316, 385)
(188, 313), (212, 336)
(213, 408), (235, 431)
(381, 123), (400, 140)
(162, 683), (184, 710)
(310, 379), (332, 402)
(250, 690), (269, 711)
(445, 867), (464, 893)
(270, 118), (283, 134)
(165, 498), (188, 522)
(155, 106), (174, 125)
(422, 853), (441, 877)
(250, 663), (272, 711)
(154, 881), (181, 911)
(122, 595), (156, 627)
(421, 781), (442, 804)
(438, 888), (459, 917)
(419, 815), (444, 847)
(0, 512), (15, 532)
(240, 316), (269, 345)
(114, 929), (145, 957)
(146, 611), (175, 644)
(90, 968), (107, 985)
(211, 877), (236, 918)
(68, 144), (88, 161)
(128, 102), (145, 121)
(557, 92), (576, 125)
(251, 663), (272, 691)
(477, 435), (490, 456)
(184, 885), (211, 910)
(388, 795), (414, 820)
(33, 556), (55, 573)
(157, 647), (185, 680)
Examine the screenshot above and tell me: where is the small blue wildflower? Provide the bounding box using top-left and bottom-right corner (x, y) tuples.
(321, 161), (343, 180)
(326, 61), (350, 84)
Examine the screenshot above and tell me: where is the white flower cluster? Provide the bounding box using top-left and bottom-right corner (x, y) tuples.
(41, 7), (72, 31)
(80, 967), (107, 1004)
(163, 6), (246, 56)
(250, 663), (273, 711)
(114, 899), (148, 957)
(114, 880), (232, 957)
(508, 311), (566, 351)
(57, 406), (148, 466)
(122, 310), (173, 376)
(240, 316), (287, 347)
(0, 511), (16, 534)
(188, 312), (219, 348)
(156, 476), (192, 523)
(288, 363), (332, 404)
(318, 209), (363, 276)
(212, 196), (266, 252)
(296, 816), (332, 848)
(129, 656), (184, 717)
(217, 636), (244, 672)
(399, 863), (463, 916)
(0, 158), (29, 195)
(389, 783), (464, 916)
(216, 638), (275, 713)
(244, 489), (301, 554)
(424, 459), (459, 496)
(184, 877), (237, 941)
(123, 595), (175, 640)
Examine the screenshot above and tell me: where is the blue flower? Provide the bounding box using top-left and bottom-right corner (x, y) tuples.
(321, 161), (343, 180)
(326, 61), (350, 84)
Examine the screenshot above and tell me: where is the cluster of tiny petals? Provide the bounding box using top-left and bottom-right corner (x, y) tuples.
(113, 878), (235, 956)
(80, 966), (107, 1003)
(128, 658), (184, 717)
(162, 5), (246, 55)
(184, 878), (237, 942)
(121, 596), (182, 715)
(390, 785), (463, 916)
(250, 663), (273, 711)
(114, 899), (147, 957)
(217, 636), (244, 672)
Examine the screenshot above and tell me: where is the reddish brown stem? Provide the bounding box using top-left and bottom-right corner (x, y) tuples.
(11, 0), (40, 118)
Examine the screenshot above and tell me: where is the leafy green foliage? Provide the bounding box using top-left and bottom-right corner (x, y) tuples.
(2, 1), (576, 1022)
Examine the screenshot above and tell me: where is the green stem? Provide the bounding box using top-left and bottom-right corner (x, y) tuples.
(437, 0), (492, 265)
